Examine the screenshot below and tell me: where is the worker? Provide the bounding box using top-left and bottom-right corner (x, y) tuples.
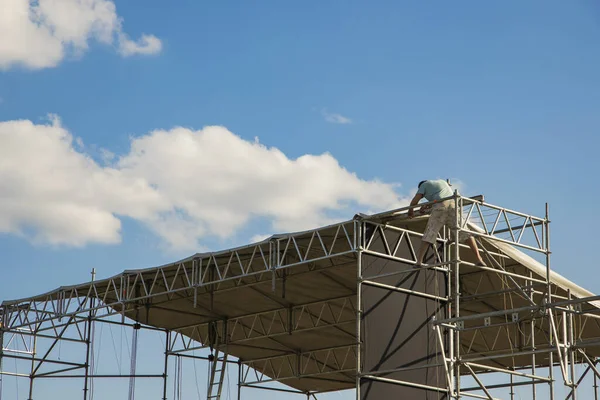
(408, 179), (486, 267)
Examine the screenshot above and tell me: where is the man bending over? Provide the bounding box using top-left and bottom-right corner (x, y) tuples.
(408, 179), (486, 267)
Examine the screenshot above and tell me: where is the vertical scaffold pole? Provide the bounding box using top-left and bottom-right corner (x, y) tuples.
(509, 373), (515, 400)
(594, 361), (598, 400)
(163, 330), (170, 400)
(445, 223), (455, 398)
(530, 271), (537, 400)
(27, 333), (36, 400)
(568, 290), (577, 400)
(545, 203), (555, 400)
(545, 203), (551, 304)
(237, 360), (242, 400)
(83, 268), (96, 400)
(453, 192), (461, 399)
(355, 219), (362, 400)
(83, 316), (93, 400)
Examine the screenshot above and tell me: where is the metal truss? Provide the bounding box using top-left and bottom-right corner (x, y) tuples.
(458, 196), (548, 254)
(167, 296), (356, 353)
(240, 344), (357, 385)
(1, 220), (357, 332)
(361, 219), (447, 267)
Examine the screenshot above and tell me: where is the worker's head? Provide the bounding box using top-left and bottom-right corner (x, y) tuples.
(418, 180), (427, 189)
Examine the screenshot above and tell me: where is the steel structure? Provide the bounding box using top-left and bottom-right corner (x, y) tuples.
(1, 193), (600, 399)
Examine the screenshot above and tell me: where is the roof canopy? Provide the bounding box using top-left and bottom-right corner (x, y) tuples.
(3, 198), (599, 393)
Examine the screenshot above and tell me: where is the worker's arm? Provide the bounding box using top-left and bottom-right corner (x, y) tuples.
(408, 193), (423, 218)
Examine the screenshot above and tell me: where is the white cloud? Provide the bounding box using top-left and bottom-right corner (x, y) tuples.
(99, 148), (115, 163)
(0, 116), (405, 250)
(0, 0), (162, 70)
(322, 110), (352, 125)
(117, 33), (163, 56)
(0, 116), (168, 246)
(249, 233), (271, 243)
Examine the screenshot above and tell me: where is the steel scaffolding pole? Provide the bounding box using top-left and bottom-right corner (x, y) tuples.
(510, 374), (514, 400)
(83, 269), (96, 400)
(82, 315), (92, 400)
(546, 203), (555, 400)
(237, 360), (242, 400)
(594, 360), (598, 400)
(446, 224), (455, 399)
(453, 191), (461, 399)
(27, 333), (36, 400)
(530, 271), (537, 400)
(355, 219), (362, 400)
(568, 290), (577, 399)
(162, 330), (169, 400)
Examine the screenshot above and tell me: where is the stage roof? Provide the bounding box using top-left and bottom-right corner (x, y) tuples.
(3, 202), (600, 393)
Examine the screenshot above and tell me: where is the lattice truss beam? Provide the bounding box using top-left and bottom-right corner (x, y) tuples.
(1, 220), (358, 331)
(163, 296), (357, 387)
(169, 296), (357, 352)
(362, 220), (445, 266)
(458, 197), (547, 253)
(241, 344), (357, 385)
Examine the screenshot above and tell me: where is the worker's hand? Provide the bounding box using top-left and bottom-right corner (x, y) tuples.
(408, 209), (415, 218)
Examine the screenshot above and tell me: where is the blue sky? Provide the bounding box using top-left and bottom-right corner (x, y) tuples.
(1, 1), (599, 399)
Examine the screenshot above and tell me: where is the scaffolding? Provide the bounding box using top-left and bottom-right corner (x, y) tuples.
(1, 193), (600, 399)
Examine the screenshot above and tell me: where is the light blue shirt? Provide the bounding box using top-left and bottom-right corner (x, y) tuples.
(417, 179), (454, 202)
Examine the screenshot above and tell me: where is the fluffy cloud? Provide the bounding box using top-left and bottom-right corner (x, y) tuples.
(0, 116), (405, 250)
(117, 33), (163, 56)
(0, 116), (167, 245)
(0, 0), (162, 70)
